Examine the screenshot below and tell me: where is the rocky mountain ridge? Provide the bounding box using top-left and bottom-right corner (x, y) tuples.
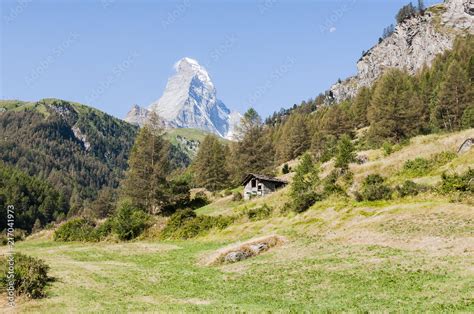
(327, 0), (474, 103)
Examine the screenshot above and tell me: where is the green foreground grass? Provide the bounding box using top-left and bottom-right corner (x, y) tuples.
(3, 129), (474, 312)
(5, 206), (474, 313)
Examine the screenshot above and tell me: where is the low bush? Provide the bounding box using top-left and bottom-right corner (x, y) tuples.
(282, 163), (291, 174)
(396, 180), (426, 197)
(382, 141), (393, 156)
(113, 202), (151, 241)
(232, 192), (243, 202)
(92, 218), (114, 241)
(245, 204), (272, 221)
(53, 218), (96, 242)
(358, 174), (392, 201)
(439, 168), (474, 194)
(0, 229), (26, 246)
(322, 170), (345, 196)
(401, 151), (457, 178)
(0, 253), (50, 298)
(188, 191), (209, 209)
(160, 208), (234, 239)
(402, 158), (431, 177)
(292, 192), (321, 213)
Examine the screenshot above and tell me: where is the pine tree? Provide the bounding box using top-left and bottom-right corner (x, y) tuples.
(228, 109), (276, 184)
(121, 113), (176, 214)
(417, 0), (425, 13)
(368, 69), (424, 144)
(436, 60), (472, 131)
(276, 114), (310, 162)
(192, 135), (229, 191)
(334, 134), (356, 172)
(235, 108), (262, 140)
(290, 153), (320, 212)
(351, 87), (372, 128)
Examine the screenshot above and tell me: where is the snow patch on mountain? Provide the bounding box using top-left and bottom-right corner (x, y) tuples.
(125, 58), (240, 139)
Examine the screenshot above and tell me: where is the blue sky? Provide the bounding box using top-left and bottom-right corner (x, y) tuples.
(1, 0), (440, 119)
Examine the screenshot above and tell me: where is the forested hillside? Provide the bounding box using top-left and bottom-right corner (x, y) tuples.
(0, 98), (138, 214)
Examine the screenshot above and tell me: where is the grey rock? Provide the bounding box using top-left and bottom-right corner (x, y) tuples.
(224, 251), (249, 263)
(457, 138), (474, 154)
(249, 243), (269, 254)
(327, 0), (474, 104)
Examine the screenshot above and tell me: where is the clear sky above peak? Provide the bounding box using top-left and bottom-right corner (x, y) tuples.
(1, 0), (441, 119)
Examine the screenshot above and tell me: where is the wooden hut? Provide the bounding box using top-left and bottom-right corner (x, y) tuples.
(242, 174), (287, 200)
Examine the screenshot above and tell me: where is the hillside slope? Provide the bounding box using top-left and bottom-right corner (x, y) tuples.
(0, 98), (138, 205)
(6, 129), (473, 312)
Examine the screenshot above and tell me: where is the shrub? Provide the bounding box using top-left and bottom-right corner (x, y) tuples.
(0, 229), (26, 245)
(382, 141), (393, 156)
(54, 218), (96, 242)
(232, 192), (243, 202)
(292, 192), (320, 213)
(0, 253), (50, 298)
(113, 202), (151, 241)
(282, 163), (290, 174)
(188, 191), (209, 209)
(402, 158), (431, 177)
(246, 204), (272, 221)
(439, 168), (474, 194)
(92, 218), (114, 241)
(160, 208), (233, 239)
(322, 170), (345, 196)
(396, 180), (425, 197)
(431, 151), (456, 166)
(359, 174), (392, 201)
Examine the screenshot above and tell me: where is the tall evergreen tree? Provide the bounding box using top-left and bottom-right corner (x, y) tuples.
(121, 114), (175, 214)
(334, 134), (356, 172)
(368, 69), (424, 144)
(435, 60), (472, 131)
(351, 87), (372, 128)
(192, 135), (229, 191)
(228, 109), (275, 184)
(290, 153), (320, 212)
(276, 114), (310, 162)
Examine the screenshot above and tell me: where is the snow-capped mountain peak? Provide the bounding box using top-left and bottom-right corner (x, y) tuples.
(125, 57), (240, 139)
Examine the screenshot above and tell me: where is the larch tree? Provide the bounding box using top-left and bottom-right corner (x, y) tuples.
(436, 60), (472, 131)
(192, 135), (229, 191)
(367, 69), (424, 144)
(121, 113), (173, 214)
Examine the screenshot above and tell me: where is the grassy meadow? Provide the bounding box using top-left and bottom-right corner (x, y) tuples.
(2, 130), (474, 312)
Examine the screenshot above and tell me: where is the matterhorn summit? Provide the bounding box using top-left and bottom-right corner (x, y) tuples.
(125, 57), (240, 139)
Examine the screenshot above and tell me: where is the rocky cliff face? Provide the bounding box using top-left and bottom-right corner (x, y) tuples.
(327, 0), (474, 103)
(125, 58), (240, 139)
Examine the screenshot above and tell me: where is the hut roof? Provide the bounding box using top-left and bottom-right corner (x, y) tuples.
(242, 173), (288, 186)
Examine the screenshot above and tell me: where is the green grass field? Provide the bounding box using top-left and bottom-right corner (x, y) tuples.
(2, 130), (473, 312)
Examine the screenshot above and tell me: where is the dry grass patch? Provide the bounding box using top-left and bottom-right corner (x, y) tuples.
(200, 234), (286, 266)
(351, 129), (474, 185)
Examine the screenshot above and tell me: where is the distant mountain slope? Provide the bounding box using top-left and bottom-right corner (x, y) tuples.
(327, 0), (474, 103)
(0, 98), (139, 207)
(164, 128), (230, 159)
(125, 57), (241, 139)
